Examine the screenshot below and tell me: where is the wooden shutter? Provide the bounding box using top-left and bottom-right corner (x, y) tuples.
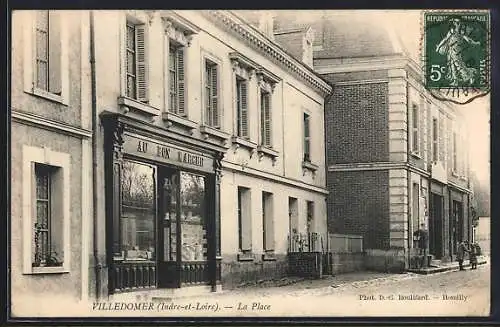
(263, 94), (271, 147)
(176, 48), (185, 116)
(304, 114), (310, 161)
(240, 82), (248, 138)
(135, 24), (148, 103)
(48, 11), (62, 95)
(210, 65), (219, 128)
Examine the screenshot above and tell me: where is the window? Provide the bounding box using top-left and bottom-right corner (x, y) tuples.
(412, 104), (419, 153)
(432, 118), (438, 162)
(306, 201), (314, 235)
(236, 78), (249, 138)
(168, 44), (186, 116)
(262, 192), (274, 252)
(24, 10), (68, 103)
(205, 60), (219, 128)
(260, 91), (272, 147)
(453, 132), (457, 172)
(303, 113), (311, 162)
(412, 183), (420, 237)
(237, 187), (252, 252)
(125, 21), (147, 102)
(22, 145), (70, 274)
(117, 161), (155, 262)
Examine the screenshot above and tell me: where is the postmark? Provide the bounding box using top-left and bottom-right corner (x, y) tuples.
(423, 11), (490, 104)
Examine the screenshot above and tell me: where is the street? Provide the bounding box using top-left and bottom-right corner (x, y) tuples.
(179, 262), (491, 317)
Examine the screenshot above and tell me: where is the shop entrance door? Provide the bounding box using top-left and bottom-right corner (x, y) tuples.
(429, 193), (444, 259)
(157, 168), (180, 288)
(157, 168), (210, 288)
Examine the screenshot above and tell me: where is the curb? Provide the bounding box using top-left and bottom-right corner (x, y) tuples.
(408, 258), (488, 275)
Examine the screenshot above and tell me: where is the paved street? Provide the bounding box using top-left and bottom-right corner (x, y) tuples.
(175, 262), (491, 317)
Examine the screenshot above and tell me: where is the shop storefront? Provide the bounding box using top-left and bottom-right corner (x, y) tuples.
(101, 113), (223, 295)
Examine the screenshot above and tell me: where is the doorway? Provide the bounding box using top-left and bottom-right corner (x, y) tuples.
(429, 193), (444, 259)
(157, 168), (210, 288)
(451, 200), (464, 256)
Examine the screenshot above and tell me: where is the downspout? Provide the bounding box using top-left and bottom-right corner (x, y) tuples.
(90, 10), (101, 300)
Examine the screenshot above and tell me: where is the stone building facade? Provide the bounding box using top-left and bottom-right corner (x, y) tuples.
(11, 10), (93, 313)
(11, 9), (331, 310)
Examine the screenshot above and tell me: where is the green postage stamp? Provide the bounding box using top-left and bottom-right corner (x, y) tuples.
(423, 11), (490, 104)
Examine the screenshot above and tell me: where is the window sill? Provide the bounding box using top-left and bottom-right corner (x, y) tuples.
(27, 266), (69, 275)
(162, 112), (198, 132)
(410, 152), (422, 160)
(302, 160), (318, 172)
(118, 96), (160, 117)
(26, 88), (68, 105)
(200, 125), (230, 142)
(237, 251), (254, 262)
(257, 145), (279, 164)
(232, 136), (257, 155)
(262, 251), (276, 261)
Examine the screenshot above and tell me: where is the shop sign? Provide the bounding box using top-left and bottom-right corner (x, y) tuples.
(123, 134), (214, 173)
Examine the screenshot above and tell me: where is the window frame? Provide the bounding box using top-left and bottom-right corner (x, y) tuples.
(235, 77), (249, 139)
(23, 10), (69, 105)
(22, 145), (71, 274)
(411, 103), (420, 155)
(203, 57), (221, 129)
(260, 90), (272, 148)
(237, 186), (252, 255)
(262, 191), (274, 252)
(303, 112), (311, 162)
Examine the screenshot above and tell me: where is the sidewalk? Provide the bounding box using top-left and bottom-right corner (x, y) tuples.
(408, 255), (488, 275)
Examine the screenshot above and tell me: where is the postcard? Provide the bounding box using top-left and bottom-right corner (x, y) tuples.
(9, 9), (490, 319)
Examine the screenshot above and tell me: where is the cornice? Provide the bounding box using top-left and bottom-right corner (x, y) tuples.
(203, 10), (332, 97)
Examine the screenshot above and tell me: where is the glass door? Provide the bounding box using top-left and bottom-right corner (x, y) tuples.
(157, 168), (180, 288)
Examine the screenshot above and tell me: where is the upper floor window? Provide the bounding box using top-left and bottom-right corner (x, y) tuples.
(236, 78), (249, 138)
(411, 103), (419, 154)
(453, 132), (458, 172)
(168, 44), (185, 116)
(303, 113), (311, 162)
(260, 91), (272, 147)
(204, 60), (220, 128)
(125, 20), (148, 102)
(432, 118), (438, 162)
(24, 10), (68, 104)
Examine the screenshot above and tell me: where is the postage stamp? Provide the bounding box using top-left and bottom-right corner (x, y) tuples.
(423, 11), (490, 104)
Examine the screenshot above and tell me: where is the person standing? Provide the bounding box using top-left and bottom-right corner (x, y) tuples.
(457, 240), (468, 271)
(469, 242), (480, 269)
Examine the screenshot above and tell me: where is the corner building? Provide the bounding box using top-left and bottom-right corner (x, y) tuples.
(91, 10), (331, 298)
(310, 14), (473, 270)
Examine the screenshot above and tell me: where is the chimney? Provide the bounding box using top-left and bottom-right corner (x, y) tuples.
(259, 11), (275, 41)
(302, 27), (314, 68)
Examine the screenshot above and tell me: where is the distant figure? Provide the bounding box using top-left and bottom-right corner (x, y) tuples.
(413, 223), (428, 268)
(469, 242), (481, 269)
(457, 240), (469, 271)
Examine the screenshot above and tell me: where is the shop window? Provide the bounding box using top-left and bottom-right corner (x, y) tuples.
(236, 77), (249, 138)
(262, 191), (274, 252)
(260, 91), (272, 147)
(204, 60), (220, 128)
(237, 187), (252, 254)
(117, 161), (155, 262)
(22, 145), (70, 274)
(168, 43), (186, 116)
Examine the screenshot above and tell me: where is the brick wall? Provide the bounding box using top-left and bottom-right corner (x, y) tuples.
(327, 170), (390, 250)
(323, 80), (389, 164)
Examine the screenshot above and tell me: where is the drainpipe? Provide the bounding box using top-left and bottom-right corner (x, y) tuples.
(90, 10), (101, 300)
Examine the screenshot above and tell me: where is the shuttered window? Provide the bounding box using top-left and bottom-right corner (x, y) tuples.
(236, 78), (248, 138)
(126, 21), (148, 103)
(412, 104), (419, 153)
(35, 10), (62, 95)
(453, 132), (457, 171)
(303, 113), (311, 162)
(205, 61), (219, 128)
(260, 91), (272, 147)
(432, 118), (438, 162)
(168, 45), (185, 116)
